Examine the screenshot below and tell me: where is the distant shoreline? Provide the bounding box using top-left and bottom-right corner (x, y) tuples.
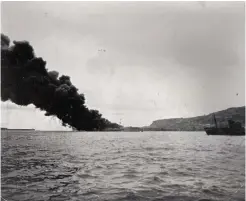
(1, 128), (35, 131)
(2, 106), (244, 132)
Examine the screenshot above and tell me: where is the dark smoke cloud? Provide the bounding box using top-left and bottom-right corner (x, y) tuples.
(1, 33), (121, 131)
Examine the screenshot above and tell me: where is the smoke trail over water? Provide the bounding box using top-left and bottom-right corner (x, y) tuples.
(1, 34), (120, 131)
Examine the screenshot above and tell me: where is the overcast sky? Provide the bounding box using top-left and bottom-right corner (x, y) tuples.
(1, 1), (245, 130)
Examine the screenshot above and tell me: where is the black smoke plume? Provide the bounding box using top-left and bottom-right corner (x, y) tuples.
(1, 34), (121, 131)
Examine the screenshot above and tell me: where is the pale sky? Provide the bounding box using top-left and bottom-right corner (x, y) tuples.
(1, 2), (245, 130)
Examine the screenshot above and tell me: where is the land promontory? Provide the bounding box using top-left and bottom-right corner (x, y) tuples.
(147, 106), (245, 131)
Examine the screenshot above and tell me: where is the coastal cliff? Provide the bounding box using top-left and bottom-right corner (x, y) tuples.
(148, 106), (245, 131)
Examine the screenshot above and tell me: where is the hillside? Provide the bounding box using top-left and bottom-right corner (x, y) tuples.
(148, 106), (245, 131)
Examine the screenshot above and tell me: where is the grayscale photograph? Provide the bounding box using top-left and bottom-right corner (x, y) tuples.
(1, 1), (245, 201)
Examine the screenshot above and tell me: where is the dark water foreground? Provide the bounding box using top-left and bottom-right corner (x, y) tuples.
(1, 131), (245, 201)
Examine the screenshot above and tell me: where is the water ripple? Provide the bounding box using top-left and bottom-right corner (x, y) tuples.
(1, 131), (245, 201)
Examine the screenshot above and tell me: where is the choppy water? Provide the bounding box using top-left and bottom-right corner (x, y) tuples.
(1, 131), (245, 201)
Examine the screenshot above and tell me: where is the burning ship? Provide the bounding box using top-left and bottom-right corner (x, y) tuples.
(204, 114), (245, 136)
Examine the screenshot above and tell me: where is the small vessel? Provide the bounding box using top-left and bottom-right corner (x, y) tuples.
(204, 114), (245, 136)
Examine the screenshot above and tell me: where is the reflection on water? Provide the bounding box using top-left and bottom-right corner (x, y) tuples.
(1, 131), (245, 201)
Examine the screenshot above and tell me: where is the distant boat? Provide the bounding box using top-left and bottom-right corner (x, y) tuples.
(204, 114), (245, 136)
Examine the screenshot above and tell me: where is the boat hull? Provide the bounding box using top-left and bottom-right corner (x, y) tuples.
(204, 127), (245, 136)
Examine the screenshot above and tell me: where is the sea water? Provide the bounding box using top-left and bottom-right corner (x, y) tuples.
(1, 131), (245, 201)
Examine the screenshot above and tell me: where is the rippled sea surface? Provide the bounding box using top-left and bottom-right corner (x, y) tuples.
(1, 131), (245, 201)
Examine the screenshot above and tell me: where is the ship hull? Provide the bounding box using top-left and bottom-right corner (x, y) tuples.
(204, 127), (245, 136)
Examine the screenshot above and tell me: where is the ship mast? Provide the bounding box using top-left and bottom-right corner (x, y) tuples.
(213, 113), (218, 128)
